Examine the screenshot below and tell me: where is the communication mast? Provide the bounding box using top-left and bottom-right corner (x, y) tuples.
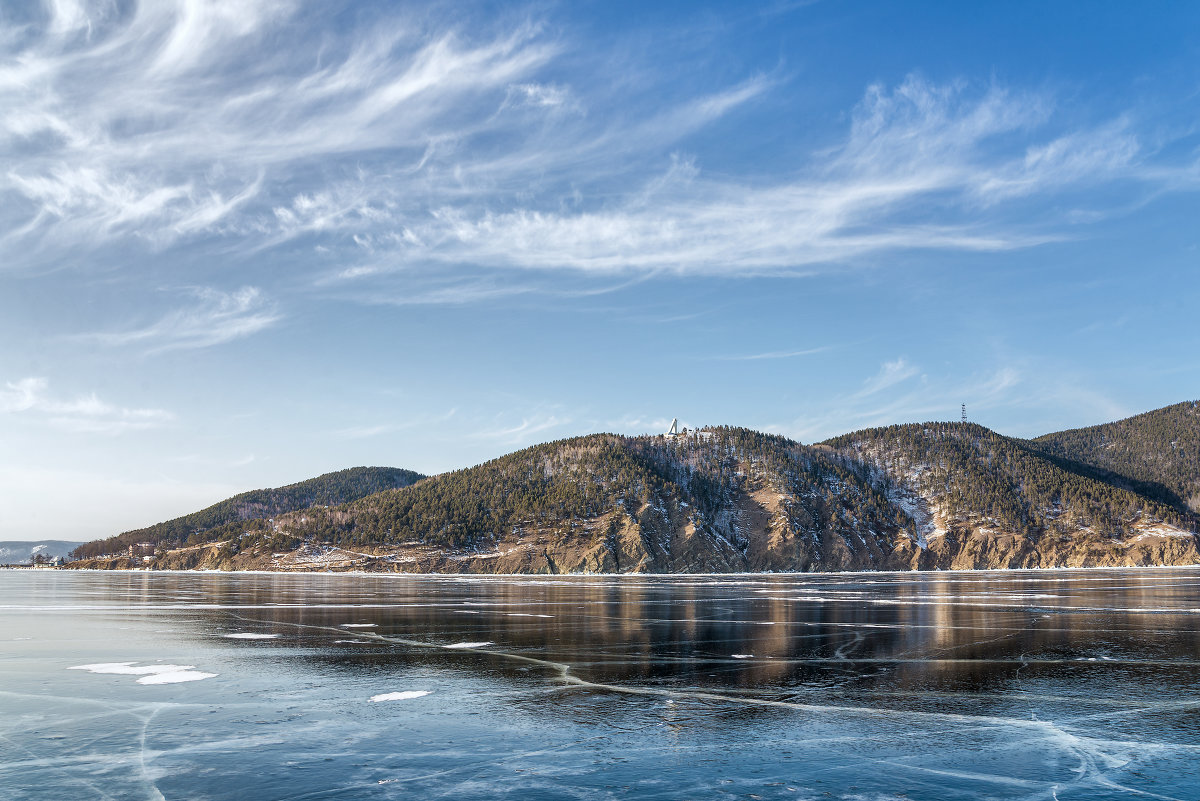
(961, 404), (967, 423)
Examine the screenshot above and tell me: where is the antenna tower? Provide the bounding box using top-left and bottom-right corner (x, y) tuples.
(961, 403), (967, 423)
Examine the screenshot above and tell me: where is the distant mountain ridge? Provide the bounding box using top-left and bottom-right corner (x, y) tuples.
(67, 403), (1200, 573)
(70, 466), (424, 560)
(0, 540), (83, 564)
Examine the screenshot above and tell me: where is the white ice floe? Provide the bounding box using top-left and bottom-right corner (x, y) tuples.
(443, 641), (492, 649)
(69, 662), (217, 685)
(340, 623), (378, 628)
(369, 690), (432, 702)
(222, 633), (280, 639)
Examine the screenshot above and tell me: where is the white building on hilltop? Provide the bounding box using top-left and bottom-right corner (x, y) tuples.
(665, 418), (687, 437)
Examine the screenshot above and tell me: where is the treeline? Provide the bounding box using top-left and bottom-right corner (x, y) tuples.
(71, 466), (423, 559)
(825, 422), (1196, 537)
(1031, 400), (1200, 514)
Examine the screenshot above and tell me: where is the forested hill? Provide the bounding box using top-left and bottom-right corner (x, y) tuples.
(270, 428), (907, 559)
(1030, 401), (1200, 514)
(71, 420), (1200, 574)
(823, 422), (1196, 539)
(71, 466), (424, 559)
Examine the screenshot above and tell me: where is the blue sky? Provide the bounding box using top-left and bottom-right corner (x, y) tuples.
(2, 0), (1199, 539)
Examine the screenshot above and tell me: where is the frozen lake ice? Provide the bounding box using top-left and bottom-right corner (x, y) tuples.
(3, 568), (1200, 799)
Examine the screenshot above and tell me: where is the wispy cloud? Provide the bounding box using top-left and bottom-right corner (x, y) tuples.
(331, 408), (459, 440)
(75, 287), (280, 353)
(1, 1), (559, 261)
(774, 358), (1133, 443)
(775, 358), (1024, 442)
(470, 412), (573, 446)
(3, 3), (1197, 291)
(315, 75), (1187, 286)
(170, 452), (258, 468)
(713, 346), (830, 361)
(0, 377), (173, 434)
(853, 357), (920, 398)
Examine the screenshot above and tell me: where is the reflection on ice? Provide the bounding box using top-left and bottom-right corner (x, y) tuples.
(221, 632), (280, 639)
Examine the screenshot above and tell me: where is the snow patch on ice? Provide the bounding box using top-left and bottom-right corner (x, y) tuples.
(69, 662), (217, 685)
(731, 654), (754, 659)
(70, 662), (193, 675)
(443, 641), (492, 649)
(340, 623), (377, 628)
(370, 690), (432, 702)
(222, 632), (280, 639)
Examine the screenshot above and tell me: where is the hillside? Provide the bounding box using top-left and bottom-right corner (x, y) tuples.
(1030, 401), (1200, 514)
(111, 429), (911, 573)
(70, 466), (424, 560)
(72, 422), (1200, 573)
(824, 422), (1197, 569)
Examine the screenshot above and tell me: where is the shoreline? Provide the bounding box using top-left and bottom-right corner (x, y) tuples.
(28, 562), (1200, 579)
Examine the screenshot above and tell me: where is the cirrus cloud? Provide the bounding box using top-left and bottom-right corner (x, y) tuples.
(0, 377), (173, 434)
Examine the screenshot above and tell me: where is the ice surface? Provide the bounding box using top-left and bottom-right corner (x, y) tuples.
(339, 623), (377, 628)
(369, 690), (432, 702)
(13, 568), (1200, 801)
(137, 670), (218, 684)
